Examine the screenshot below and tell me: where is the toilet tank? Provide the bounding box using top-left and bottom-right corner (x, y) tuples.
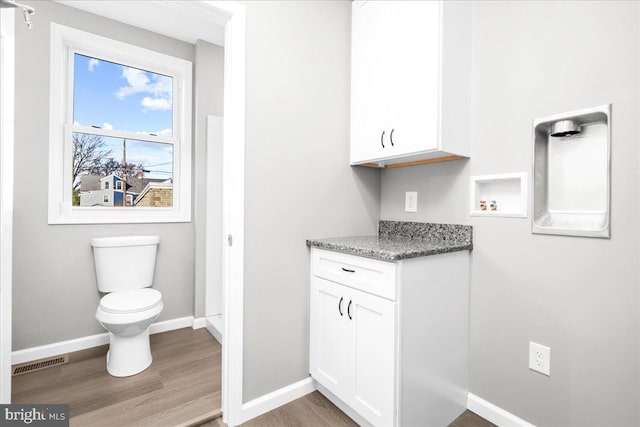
(91, 235), (160, 293)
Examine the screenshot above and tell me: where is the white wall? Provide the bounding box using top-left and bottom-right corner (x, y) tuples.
(241, 0), (380, 402)
(12, 1), (223, 350)
(381, 2), (639, 425)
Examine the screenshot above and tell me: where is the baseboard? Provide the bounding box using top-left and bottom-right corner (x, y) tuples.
(149, 316), (194, 335)
(12, 316), (194, 365)
(192, 317), (207, 330)
(241, 377), (316, 424)
(467, 393), (535, 427)
(205, 315), (223, 345)
(12, 333), (111, 365)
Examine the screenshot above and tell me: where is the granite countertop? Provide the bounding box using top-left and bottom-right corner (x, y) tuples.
(306, 221), (473, 262)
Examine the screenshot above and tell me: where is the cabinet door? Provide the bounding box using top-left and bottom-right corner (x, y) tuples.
(389, 1), (441, 156)
(309, 277), (351, 399)
(348, 288), (397, 427)
(351, 0), (392, 163)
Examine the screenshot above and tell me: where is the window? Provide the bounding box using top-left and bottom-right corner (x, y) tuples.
(48, 24), (192, 224)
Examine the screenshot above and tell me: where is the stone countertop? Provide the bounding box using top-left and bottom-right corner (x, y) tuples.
(306, 235), (472, 261)
(306, 221), (473, 262)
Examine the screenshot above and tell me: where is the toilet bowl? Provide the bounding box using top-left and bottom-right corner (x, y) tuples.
(96, 288), (163, 377)
(91, 235), (162, 377)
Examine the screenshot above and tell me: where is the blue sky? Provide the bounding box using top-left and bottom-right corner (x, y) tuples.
(73, 54), (173, 179)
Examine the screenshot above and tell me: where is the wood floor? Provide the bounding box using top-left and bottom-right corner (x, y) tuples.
(12, 327), (221, 427)
(13, 327), (494, 427)
(203, 391), (495, 427)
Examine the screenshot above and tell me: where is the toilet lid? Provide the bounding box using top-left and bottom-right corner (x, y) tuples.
(100, 289), (162, 314)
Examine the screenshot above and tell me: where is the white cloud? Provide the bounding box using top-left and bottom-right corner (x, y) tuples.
(115, 66), (173, 112)
(88, 58), (99, 72)
(115, 68), (150, 99)
(102, 122), (113, 130)
(141, 97), (172, 111)
(134, 128), (172, 137)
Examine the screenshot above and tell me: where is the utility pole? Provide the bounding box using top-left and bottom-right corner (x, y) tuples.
(122, 139), (127, 207)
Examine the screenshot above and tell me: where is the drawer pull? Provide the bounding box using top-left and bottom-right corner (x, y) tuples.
(347, 300), (352, 320)
(338, 297), (344, 316)
(341, 267), (355, 273)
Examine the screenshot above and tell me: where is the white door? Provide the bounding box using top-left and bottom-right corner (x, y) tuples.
(389, 1), (441, 156)
(205, 116), (224, 318)
(309, 277), (351, 398)
(348, 288), (397, 427)
(350, 0), (392, 163)
(0, 5), (15, 404)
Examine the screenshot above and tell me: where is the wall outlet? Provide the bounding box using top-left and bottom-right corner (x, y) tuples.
(529, 341), (550, 376)
(405, 191), (418, 213)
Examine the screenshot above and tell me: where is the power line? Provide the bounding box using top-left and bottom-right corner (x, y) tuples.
(142, 161), (173, 168)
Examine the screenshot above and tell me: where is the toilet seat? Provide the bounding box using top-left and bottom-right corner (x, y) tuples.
(99, 289), (162, 314)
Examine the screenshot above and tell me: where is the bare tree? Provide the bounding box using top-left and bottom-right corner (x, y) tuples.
(72, 133), (112, 189)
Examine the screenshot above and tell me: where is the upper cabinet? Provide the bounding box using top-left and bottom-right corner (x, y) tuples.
(350, 1), (471, 167)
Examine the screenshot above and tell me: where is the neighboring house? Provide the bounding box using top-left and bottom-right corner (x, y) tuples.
(79, 174), (171, 207)
(134, 179), (173, 207)
(79, 174), (133, 207)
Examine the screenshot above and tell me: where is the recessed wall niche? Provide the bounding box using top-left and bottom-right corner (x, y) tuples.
(532, 104), (611, 238)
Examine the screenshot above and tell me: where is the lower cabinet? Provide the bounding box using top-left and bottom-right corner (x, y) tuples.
(310, 277), (396, 427)
(309, 247), (470, 427)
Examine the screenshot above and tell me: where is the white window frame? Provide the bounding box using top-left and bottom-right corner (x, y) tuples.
(48, 23), (192, 224)
(115, 181), (122, 191)
(103, 195), (109, 203)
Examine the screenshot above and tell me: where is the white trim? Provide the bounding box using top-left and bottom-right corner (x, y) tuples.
(467, 393), (536, 427)
(12, 316), (195, 365)
(205, 314), (223, 345)
(241, 378), (316, 424)
(48, 23), (193, 224)
(0, 6), (15, 403)
(149, 316), (194, 335)
(192, 317), (207, 330)
(208, 2), (247, 426)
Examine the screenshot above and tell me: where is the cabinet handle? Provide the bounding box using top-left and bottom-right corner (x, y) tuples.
(347, 300), (352, 320)
(341, 267), (355, 273)
(390, 128), (395, 146)
(338, 297), (344, 316)
(380, 130), (385, 148)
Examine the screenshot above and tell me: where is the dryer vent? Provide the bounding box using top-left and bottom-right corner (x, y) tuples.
(550, 119), (581, 137)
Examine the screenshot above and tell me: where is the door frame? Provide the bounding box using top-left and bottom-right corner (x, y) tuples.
(0, 2), (247, 425)
(0, 4), (15, 405)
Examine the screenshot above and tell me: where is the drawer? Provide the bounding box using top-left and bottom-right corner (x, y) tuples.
(311, 248), (397, 300)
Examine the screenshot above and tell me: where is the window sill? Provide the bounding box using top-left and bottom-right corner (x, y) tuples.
(48, 207), (191, 225)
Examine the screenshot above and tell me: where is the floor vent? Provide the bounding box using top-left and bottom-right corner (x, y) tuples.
(12, 355), (69, 376)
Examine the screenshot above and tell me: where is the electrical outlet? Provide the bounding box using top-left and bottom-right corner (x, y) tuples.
(405, 191), (418, 213)
(529, 341), (550, 376)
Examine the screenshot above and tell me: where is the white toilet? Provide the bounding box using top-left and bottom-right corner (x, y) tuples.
(91, 235), (163, 377)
